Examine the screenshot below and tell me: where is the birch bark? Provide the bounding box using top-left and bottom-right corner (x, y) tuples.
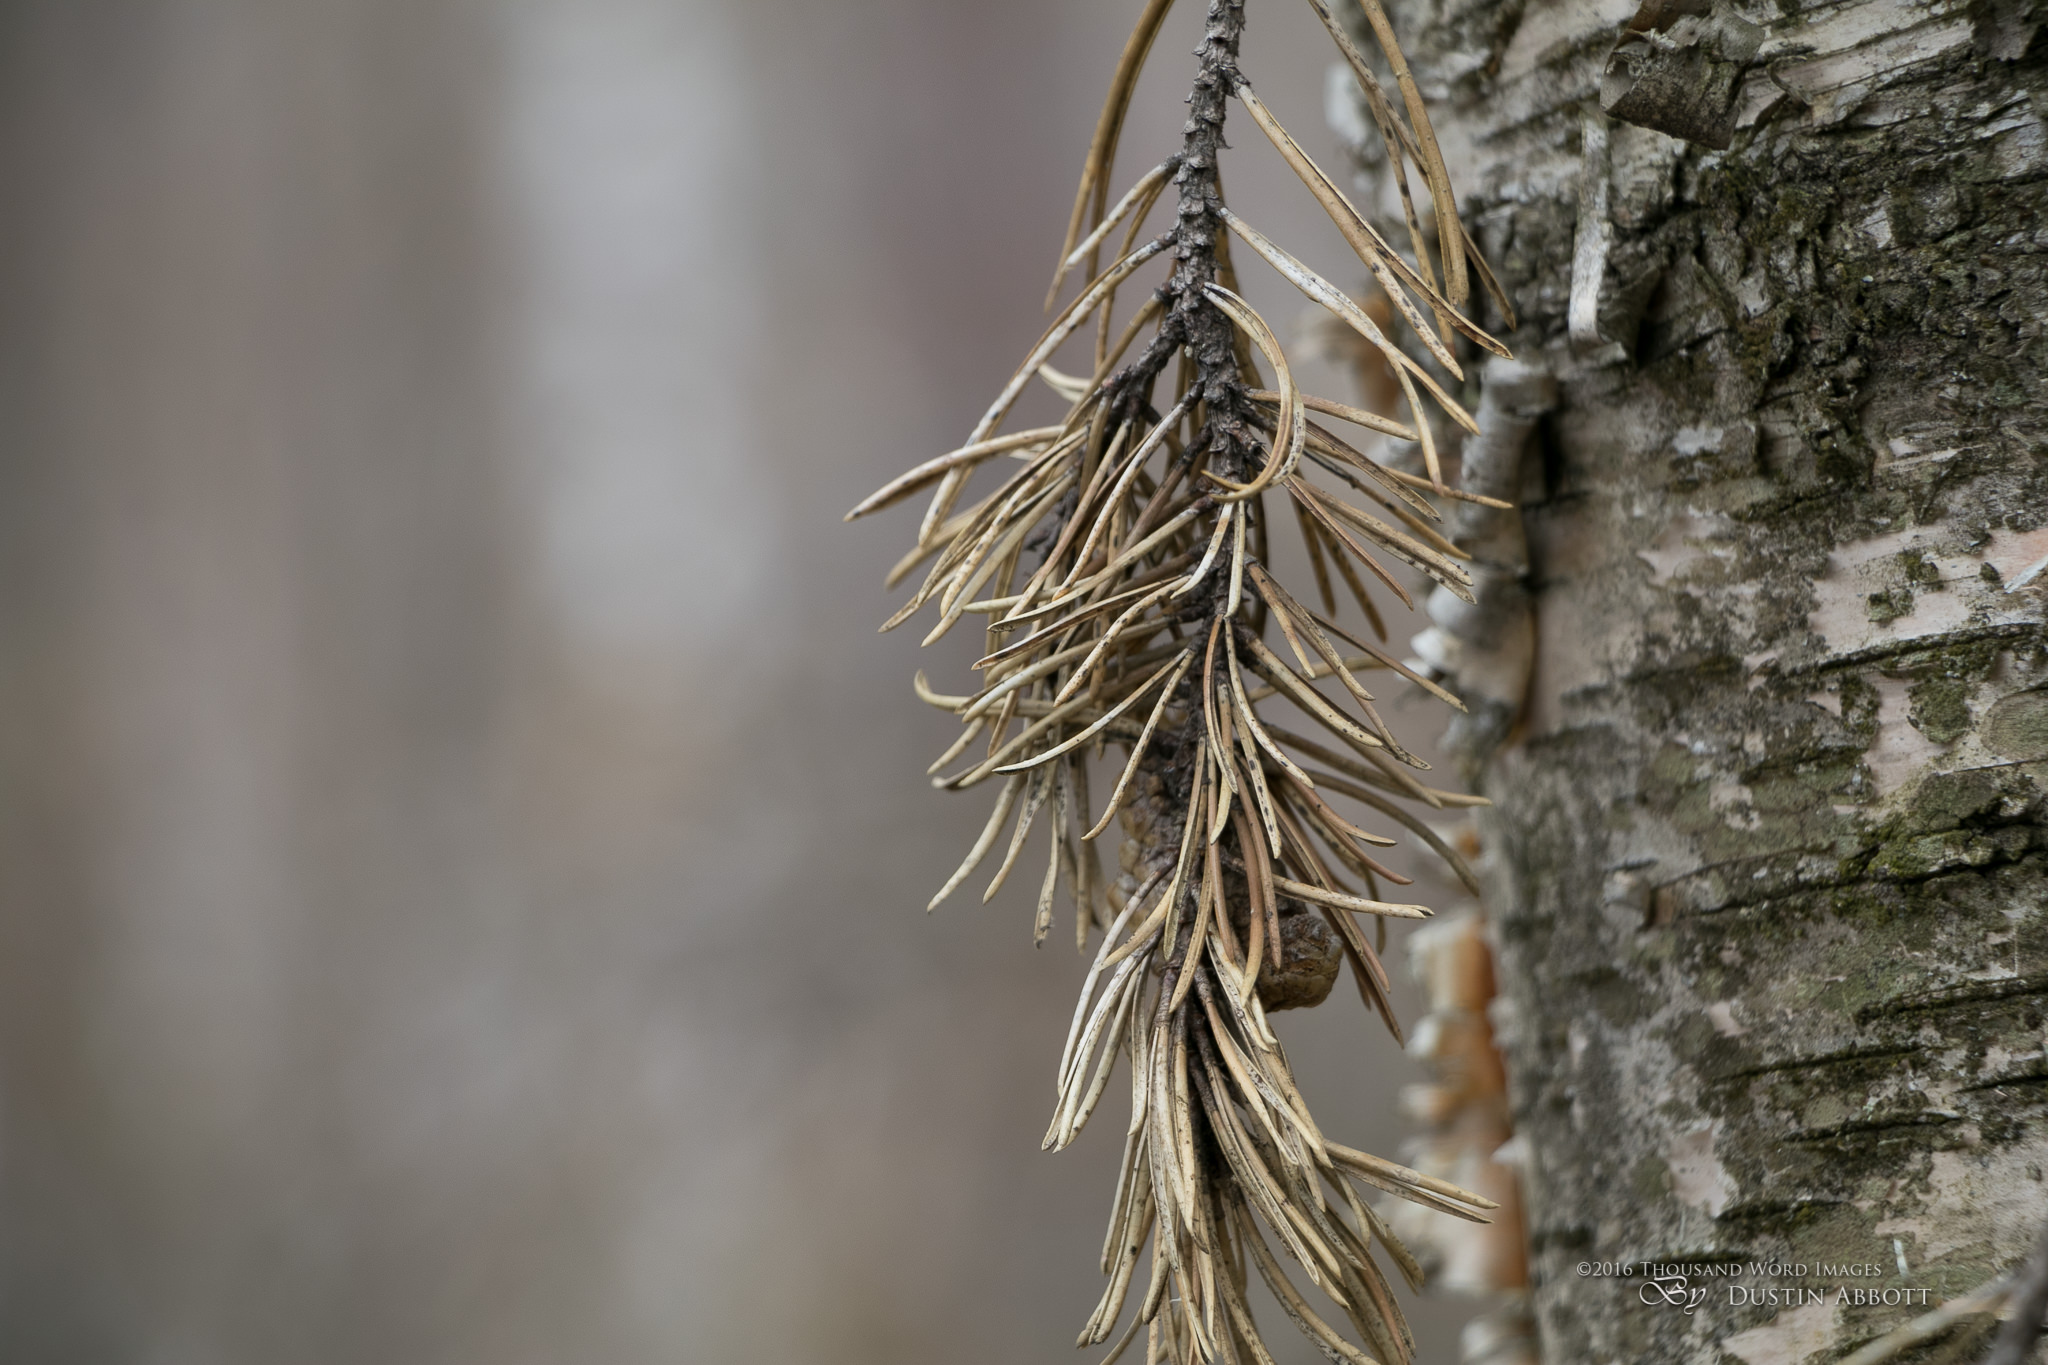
(1334, 0), (2048, 1357)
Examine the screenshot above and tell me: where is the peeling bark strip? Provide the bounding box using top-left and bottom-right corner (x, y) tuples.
(1600, 0), (1765, 150)
(857, 1), (1525, 1360)
(1569, 109), (1615, 350)
(1332, 0), (2048, 1358)
(1387, 912), (1538, 1355)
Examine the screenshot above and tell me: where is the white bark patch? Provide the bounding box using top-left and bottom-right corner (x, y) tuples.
(1779, 0), (1953, 63)
(1864, 675), (1948, 796)
(1806, 527), (1967, 652)
(1736, 271), (1774, 316)
(1710, 780), (1764, 831)
(1802, 525), (2048, 794)
(1707, 1001), (1747, 1037)
(1666, 1124), (1738, 1216)
(1989, 524), (2048, 590)
(1805, 525), (2040, 662)
(1770, 0), (1975, 123)
(1989, 103), (2048, 179)
(1638, 506), (1736, 586)
(1977, 1040), (2037, 1083)
(1877, 1145), (2048, 1263)
(1720, 1299), (1838, 1365)
(1877, 434), (1965, 471)
(1498, 0), (1642, 83)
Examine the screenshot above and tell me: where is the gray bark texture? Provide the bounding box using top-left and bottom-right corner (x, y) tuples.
(1335, 0), (2048, 1359)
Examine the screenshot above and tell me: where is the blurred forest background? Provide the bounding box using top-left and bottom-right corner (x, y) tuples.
(0, 2), (1476, 1360)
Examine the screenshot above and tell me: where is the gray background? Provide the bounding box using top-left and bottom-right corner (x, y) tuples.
(0, 2), (1473, 1360)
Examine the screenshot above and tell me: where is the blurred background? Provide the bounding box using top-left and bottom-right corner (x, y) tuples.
(0, 1), (1478, 1360)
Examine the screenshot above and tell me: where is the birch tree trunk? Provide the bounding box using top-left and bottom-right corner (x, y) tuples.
(1336, 0), (2048, 1358)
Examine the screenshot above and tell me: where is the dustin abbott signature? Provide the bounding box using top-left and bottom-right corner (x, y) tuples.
(1637, 1272), (1934, 1316)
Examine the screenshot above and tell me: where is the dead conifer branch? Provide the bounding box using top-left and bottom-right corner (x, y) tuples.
(857, 0), (1512, 1357)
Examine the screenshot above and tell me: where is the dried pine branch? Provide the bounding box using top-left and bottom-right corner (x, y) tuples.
(853, 2), (1515, 1359)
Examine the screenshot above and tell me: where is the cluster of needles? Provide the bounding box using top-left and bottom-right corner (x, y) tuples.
(851, 2), (1520, 1360)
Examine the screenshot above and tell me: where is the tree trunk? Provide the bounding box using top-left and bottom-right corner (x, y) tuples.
(1338, 0), (2048, 1358)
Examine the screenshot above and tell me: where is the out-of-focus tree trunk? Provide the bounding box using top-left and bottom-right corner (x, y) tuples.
(0, 3), (1396, 1361)
(1337, 0), (2048, 1357)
